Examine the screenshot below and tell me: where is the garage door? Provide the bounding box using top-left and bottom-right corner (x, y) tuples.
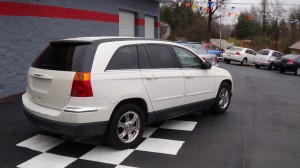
(119, 10), (135, 37)
(145, 16), (155, 38)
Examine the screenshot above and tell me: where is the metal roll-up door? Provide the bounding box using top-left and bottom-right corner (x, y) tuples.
(145, 16), (155, 38)
(119, 10), (135, 37)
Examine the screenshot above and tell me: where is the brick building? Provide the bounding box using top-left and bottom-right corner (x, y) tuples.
(0, 0), (171, 98)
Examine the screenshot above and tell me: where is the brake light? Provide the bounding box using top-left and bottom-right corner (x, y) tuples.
(236, 52), (240, 55)
(215, 57), (218, 63)
(267, 59), (271, 62)
(287, 59), (294, 64)
(202, 57), (206, 61)
(71, 72), (93, 97)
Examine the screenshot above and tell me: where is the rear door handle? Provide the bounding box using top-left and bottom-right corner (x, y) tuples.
(146, 75), (157, 80)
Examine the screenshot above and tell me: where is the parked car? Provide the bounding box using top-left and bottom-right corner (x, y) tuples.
(178, 42), (219, 66)
(223, 47), (257, 66)
(202, 43), (224, 60)
(254, 49), (284, 70)
(277, 54), (300, 75)
(22, 37), (233, 149)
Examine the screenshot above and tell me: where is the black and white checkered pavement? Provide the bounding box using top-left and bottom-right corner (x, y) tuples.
(16, 119), (198, 168)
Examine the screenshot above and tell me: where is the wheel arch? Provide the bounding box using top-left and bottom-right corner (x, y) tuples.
(221, 79), (233, 94)
(111, 98), (149, 123)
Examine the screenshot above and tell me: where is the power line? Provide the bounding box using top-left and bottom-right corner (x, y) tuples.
(227, 3), (299, 6)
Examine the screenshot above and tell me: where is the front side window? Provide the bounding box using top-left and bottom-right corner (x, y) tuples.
(172, 46), (202, 68)
(106, 45), (138, 70)
(145, 44), (176, 68)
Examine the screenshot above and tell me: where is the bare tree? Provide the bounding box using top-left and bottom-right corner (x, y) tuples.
(262, 0), (268, 35)
(206, 0), (227, 42)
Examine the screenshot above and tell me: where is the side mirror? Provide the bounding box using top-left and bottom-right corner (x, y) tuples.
(201, 60), (212, 69)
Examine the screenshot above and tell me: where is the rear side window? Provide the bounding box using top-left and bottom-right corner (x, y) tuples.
(138, 45), (152, 69)
(145, 44), (176, 68)
(106, 45), (138, 70)
(32, 42), (90, 71)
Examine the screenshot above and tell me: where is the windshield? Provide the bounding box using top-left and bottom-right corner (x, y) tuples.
(257, 49), (270, 55)
(181, 43), (207, 54)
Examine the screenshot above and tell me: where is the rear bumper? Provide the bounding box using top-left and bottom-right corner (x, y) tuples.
(254, 61), (271, 67)
(223, 55), (243, 62)
(277, 64), (297, 72)
(24, 108), (108, 138)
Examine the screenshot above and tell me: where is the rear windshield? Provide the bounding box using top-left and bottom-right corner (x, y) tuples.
(32, 42), (92, 71)
(257, 49), (270, 55)
(283, 54), (300, 60)
(229, 47), (243, 51)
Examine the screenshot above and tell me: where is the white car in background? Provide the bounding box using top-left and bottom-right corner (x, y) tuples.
(254, 49), (284, 70)
(223, 47), (257, 66)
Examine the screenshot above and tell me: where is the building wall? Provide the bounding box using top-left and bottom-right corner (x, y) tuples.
(291, 49), (300, 54)
(0, 0), (160, 98)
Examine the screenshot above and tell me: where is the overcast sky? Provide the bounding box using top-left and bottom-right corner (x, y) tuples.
(222, 0), (300, 24)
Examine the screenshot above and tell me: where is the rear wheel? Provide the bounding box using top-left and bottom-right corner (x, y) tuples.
(105, 104), (145, 149)
(295, 68), (300, 75)
(279, 69), (285, 74)
(255, 64), (260, 69)
(225, 59), (231, 64)
(268, 63), (274, 70)
(211, 83), (231, 114)
(241, 58), (247, 66)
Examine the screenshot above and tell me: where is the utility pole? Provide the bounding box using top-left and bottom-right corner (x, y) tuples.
(219, 15), (222, 49)
(262, 0), (267, 37)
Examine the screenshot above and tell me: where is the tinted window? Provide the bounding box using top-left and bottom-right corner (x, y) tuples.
(250, 50), (256, 55)
(172, 46), (202, 68)
(139, 45), (152, 69)
(145, 44), (176, 68)
(106, 45), (138, 70)
(283, 54), (300, 60)
(272, 52), (281, 57)
(32, 42), (90, 71)
(258, 49), (270, 55)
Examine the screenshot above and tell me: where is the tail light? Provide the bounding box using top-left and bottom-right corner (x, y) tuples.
(287, 59), (294, 64)
(236, 52), (241, 55)
(215, 57), (218, 63)
(71, 72), (93, 97)
(202, 57), (206, 61)
(267, 59), (271, 62)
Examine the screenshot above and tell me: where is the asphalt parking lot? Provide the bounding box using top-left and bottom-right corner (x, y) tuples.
(1, 62), (300, 168)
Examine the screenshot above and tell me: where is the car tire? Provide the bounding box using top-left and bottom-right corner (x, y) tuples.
(241, 58), (247, 66)
(225, 59), (231, 64)
(279, 69), (285, 74)
(105, 104), (145, 149)
(295, 68), (300, 76)
(268, 63), (274, 70)
(255, 64), (260, 69)
(211, 82), (231, 114)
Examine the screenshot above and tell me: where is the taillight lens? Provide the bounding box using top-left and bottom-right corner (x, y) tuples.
(71, 72), (93, 97)
(287, 59), (294, 64)
(202, 57), (206, 61)
(215, 57), (218, 63)
(267, 59), (271, 62)
(236, 52), (241, 55)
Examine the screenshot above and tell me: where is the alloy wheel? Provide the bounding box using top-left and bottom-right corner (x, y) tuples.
(117, 111), (140, 143)
(218, 88), (229, 109)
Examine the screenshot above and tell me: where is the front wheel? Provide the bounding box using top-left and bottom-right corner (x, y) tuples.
(268, 63), (274, 70)
(211, 83), (231, 114)
(105, 104), (145, 149)
(225, 59), (231, 64)
(279, 69), (285, 74)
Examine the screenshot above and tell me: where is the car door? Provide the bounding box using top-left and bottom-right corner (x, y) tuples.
(245, 49), (255, 63)
(250, 50), (257, 63)
(139, 44), (185, 119)
(171, 46), (215, 108)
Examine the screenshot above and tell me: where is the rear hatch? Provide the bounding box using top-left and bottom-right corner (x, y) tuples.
(256, 49), (270, 62)
(27, 41), (93, 110)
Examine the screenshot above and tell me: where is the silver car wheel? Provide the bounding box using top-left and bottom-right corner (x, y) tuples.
(218, 88), (229, 109)
(117, 111), (140, 143)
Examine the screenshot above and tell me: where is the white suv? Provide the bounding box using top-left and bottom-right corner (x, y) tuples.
(22, 37), (233, 149)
